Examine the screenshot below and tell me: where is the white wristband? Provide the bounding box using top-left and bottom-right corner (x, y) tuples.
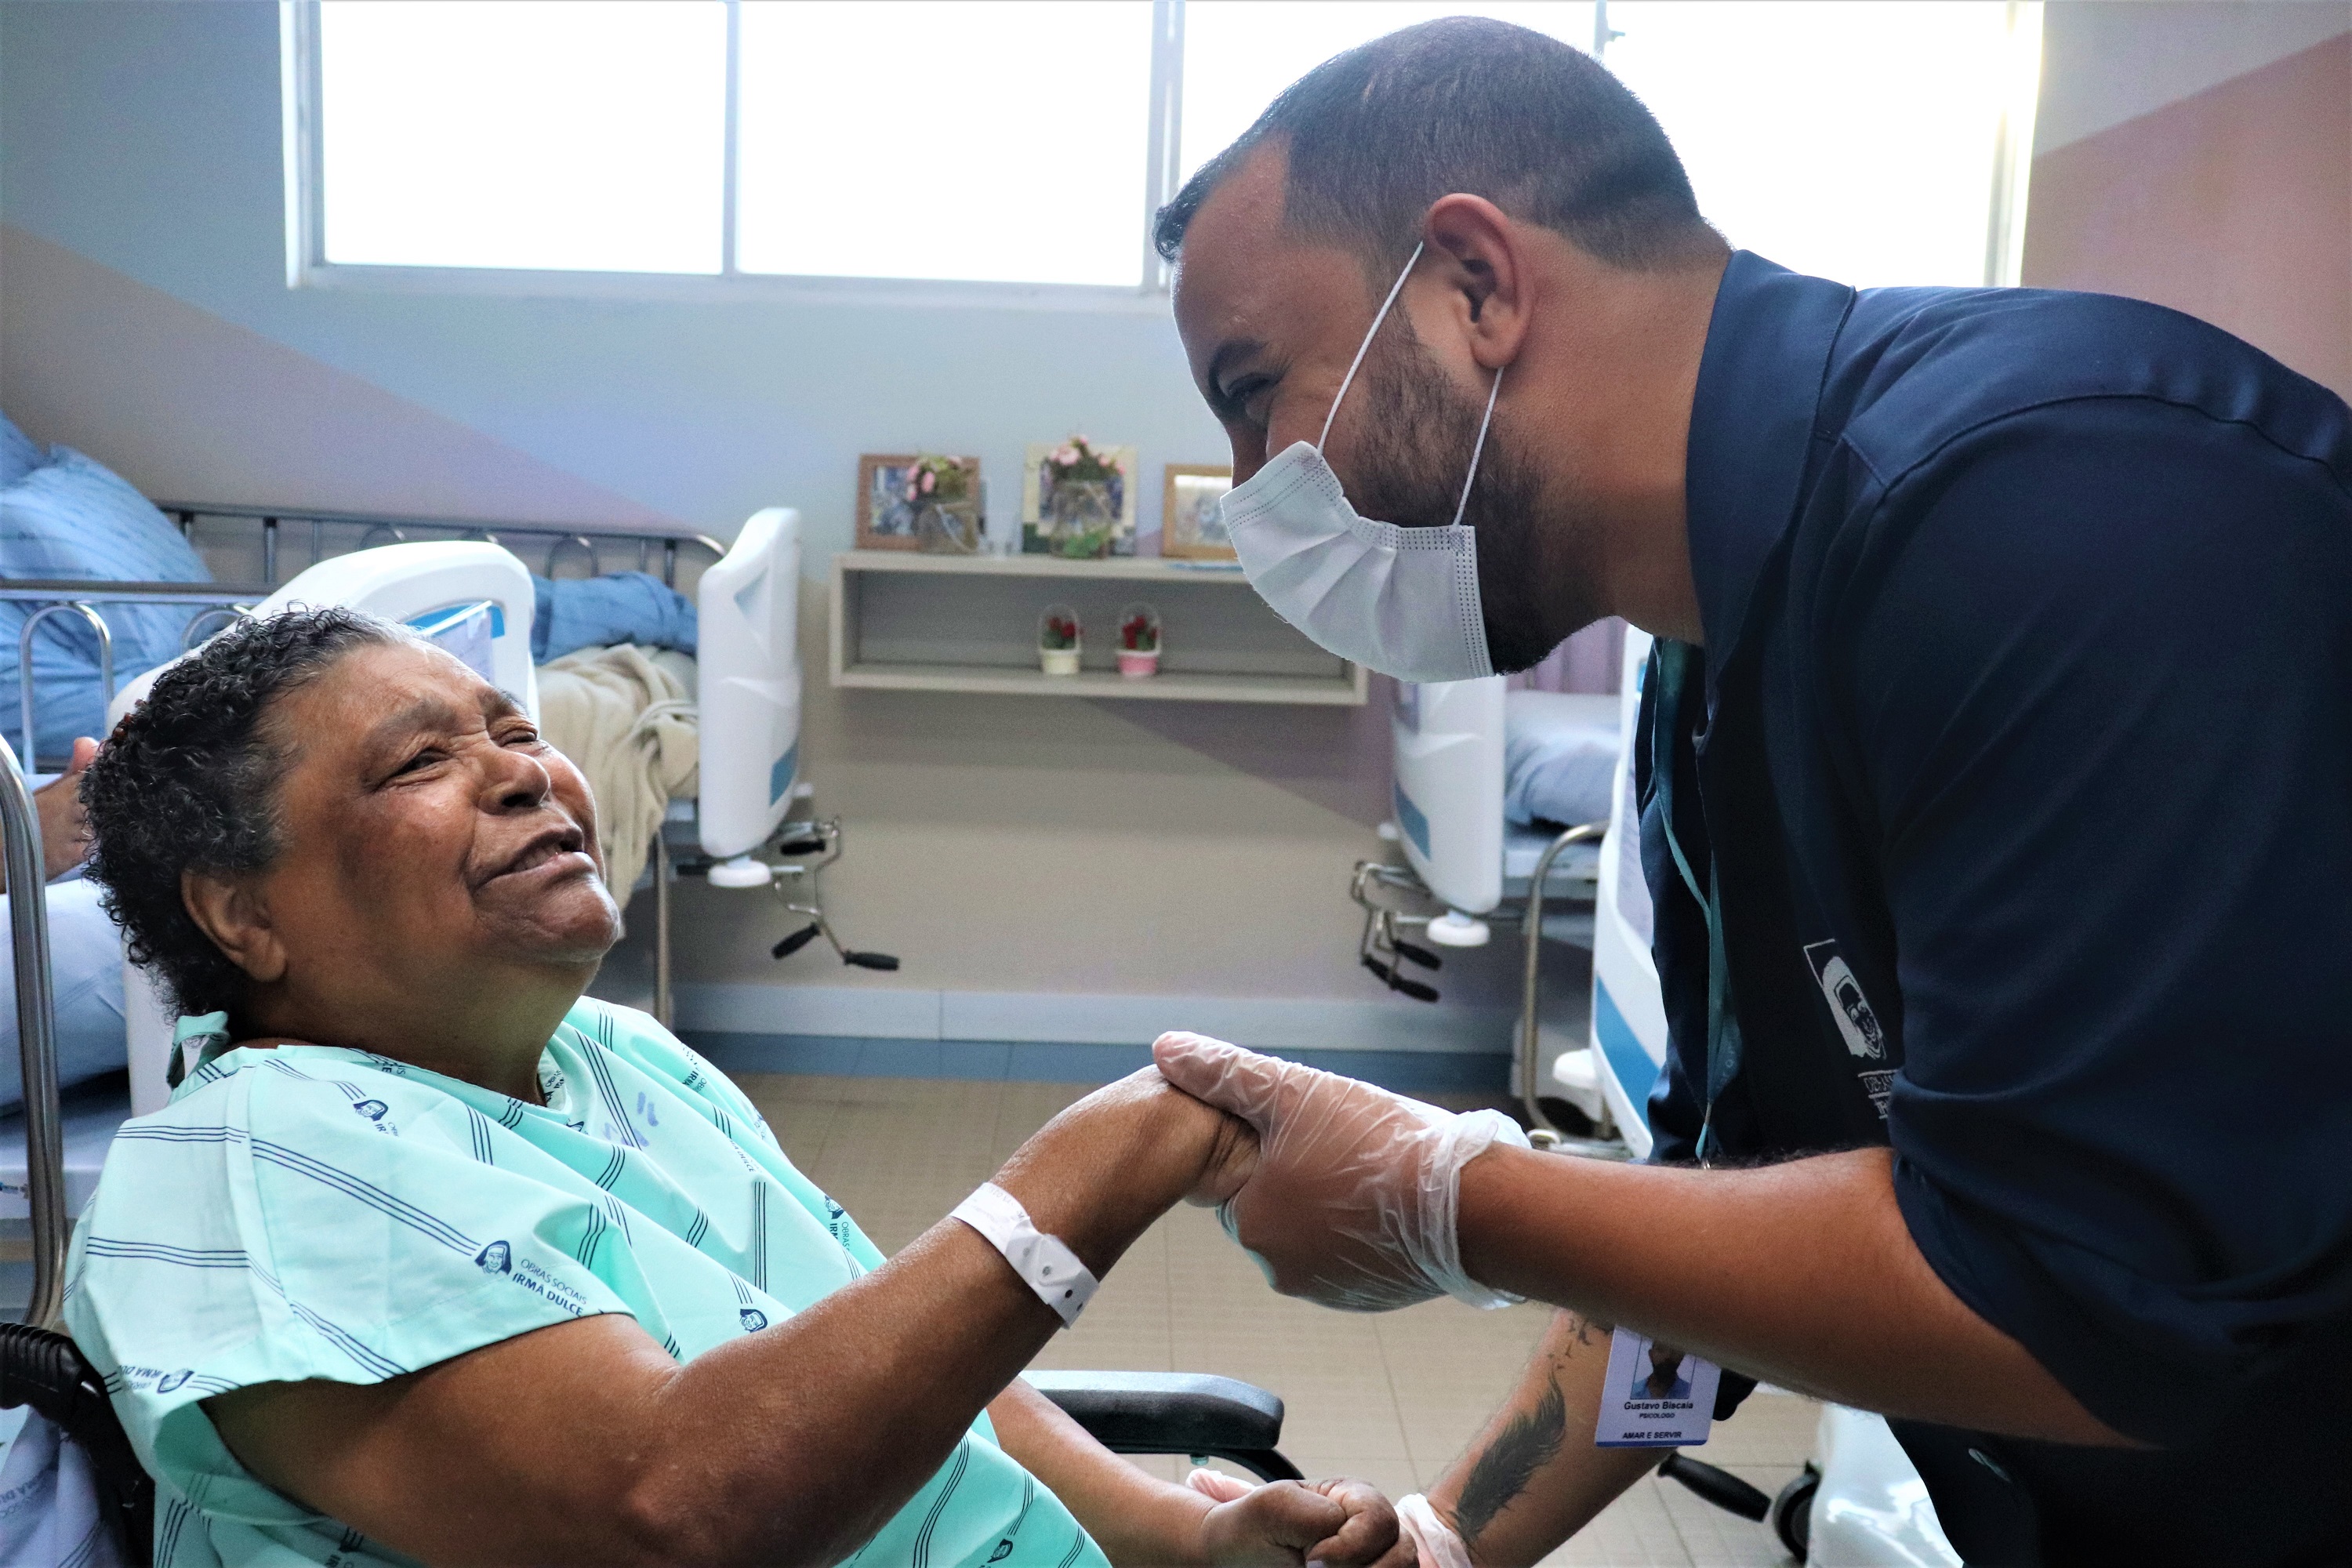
(951, 1181), (1099, 1328)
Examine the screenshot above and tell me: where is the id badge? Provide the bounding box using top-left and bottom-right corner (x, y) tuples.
(1593, 1326), (1721, 1447)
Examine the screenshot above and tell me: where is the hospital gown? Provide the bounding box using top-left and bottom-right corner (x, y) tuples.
(64, 998), (1109, 1568)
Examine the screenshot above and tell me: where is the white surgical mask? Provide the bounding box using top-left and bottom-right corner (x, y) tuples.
(1217, 241), (1504, 684)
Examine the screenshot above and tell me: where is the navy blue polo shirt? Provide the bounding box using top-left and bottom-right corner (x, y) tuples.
(1640, 253), (2352, 1559)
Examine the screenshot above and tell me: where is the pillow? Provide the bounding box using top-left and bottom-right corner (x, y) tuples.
(0, 412), (45, 488)
(0, 447), (211, 759)
(1503, 690), (1623, 829)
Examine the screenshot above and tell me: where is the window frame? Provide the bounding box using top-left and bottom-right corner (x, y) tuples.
(281, 0), (1185, 312)
(280, 0), (2036, 310)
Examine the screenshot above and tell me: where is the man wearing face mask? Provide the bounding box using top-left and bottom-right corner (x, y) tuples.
(1149, 16), (2352, 1568)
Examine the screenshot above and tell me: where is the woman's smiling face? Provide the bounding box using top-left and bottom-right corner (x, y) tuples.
(234, 636), (622, 1030)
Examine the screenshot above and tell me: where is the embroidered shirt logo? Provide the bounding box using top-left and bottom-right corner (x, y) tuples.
(1803, 942), (1886, 1060)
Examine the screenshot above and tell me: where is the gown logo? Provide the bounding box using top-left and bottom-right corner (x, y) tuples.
(475, 1241), (513, 1276)
(1802, 942), (1886, 1060)
(739, 1308), (769, 1333)
(156, 1369), (193, 1394)
(352, 1100), (389, 1121)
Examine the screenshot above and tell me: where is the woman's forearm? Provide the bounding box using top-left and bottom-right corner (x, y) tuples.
(1456, 1145), (2127, 1446)
(619, 1076), (1255, 1566)
(988, 1380), (1216, 1566)
(212, 1077), (1254, 1568)
(638, 1221), (1083, 1566)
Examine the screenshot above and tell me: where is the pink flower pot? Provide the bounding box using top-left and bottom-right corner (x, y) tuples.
(1118, 649), (1160, 679)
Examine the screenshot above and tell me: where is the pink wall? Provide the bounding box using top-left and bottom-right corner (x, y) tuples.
(2024, 33), (2352, 401)
(0, 226), (680, 528)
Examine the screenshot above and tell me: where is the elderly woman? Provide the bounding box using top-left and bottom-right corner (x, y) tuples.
(64, 609), (1399, 1568)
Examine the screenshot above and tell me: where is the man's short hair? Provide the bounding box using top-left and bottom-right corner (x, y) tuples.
(1154, 16), (1721, 275)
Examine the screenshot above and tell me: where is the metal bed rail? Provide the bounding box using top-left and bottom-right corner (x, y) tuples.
(154, 501), (727, 591)
(0, 734), (65, 1330)
(5, 504), (728, 768)
(1518, 822), (1628, 1157)
(0, 581), (265, 771)
(1348, 822), (1628, 1157)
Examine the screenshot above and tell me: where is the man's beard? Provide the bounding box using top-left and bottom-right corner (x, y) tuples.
(1344, 318), (1602, 675)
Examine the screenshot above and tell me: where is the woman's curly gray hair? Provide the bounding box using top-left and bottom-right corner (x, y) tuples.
(82, 608), (404, 1019)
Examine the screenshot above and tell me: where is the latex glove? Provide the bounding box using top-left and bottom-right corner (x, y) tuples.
(1396, 1495), (1472, 1568)
(1154, 1032), (1528, 1312)
(1185, 1467), (1410, 1567)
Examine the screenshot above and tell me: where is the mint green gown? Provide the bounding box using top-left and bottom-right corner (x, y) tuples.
(64, 998), (1109, 1568)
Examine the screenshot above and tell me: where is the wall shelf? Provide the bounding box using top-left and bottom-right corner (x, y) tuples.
(829, 551), (1368, 706)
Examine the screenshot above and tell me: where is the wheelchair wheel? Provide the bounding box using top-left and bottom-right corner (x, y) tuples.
(1771, 1464), (1820, 1563)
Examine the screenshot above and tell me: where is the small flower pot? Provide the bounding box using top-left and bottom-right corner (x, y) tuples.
(1037, 604), (1083, 676)
(1118, 649), (1160, 680)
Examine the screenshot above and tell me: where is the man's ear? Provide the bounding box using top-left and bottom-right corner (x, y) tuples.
(1421, 193), (1532, 370)
(182, 869), (289, 986)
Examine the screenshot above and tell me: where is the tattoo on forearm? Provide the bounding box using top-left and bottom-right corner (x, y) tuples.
(1454, 1375), (1568, 1548)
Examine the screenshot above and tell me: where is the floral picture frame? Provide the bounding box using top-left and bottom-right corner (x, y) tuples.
(856, 452), (982, 551)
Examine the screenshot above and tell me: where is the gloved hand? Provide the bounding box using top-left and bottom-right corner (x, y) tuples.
(1153, 1032), (1529, 1312)
(1396, 1494), (1472, 1568)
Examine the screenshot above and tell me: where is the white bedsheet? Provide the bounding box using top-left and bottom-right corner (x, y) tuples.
(536, 644), (699, 901)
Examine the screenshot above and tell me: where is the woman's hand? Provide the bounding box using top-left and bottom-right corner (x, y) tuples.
(993, 1066), (1258, 1275)
(1186, 1468), (1412, 1567)
(0, 736), (97, 893)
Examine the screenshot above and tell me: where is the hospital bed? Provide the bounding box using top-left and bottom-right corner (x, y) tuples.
(1350, 674), (1623, 1148)
(0, 733), (1312, 1566)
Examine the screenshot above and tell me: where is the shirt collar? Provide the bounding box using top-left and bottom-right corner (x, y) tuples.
(1684, 252), (1857, 670)
(164, 1009), (571, 1112)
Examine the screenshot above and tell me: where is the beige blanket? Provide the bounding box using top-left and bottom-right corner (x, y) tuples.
(536, 644), (699, 906)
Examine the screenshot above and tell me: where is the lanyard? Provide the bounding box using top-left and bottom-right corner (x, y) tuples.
(1648, 639), (1743, 1163)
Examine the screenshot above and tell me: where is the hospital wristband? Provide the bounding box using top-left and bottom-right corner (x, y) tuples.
(951, 1181), (1098, 1328)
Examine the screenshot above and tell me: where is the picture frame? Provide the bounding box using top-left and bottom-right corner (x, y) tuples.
(856, 453), (982, 551)
(1021, 441), (1139, 556)
(1160, 463), (1236, 560)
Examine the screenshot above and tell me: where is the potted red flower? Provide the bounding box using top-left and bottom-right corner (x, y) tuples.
(1038, 604), (1082, 677)
(1117, 602), (1160, 679)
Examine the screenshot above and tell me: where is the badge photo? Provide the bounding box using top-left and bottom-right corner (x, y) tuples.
(1594, 1326), (1722, 1448)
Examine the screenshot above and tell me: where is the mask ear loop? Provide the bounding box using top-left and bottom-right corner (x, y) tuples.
(1450, 362), (1506, 528)
(1318, 241), (1427, 452)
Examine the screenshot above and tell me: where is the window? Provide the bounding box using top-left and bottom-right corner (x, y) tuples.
(1178, 3), (1598, 181)
(735, 2), (1155, 286)
(317, 2), (728, 274)
(1599, 2), (2038, 287)
(292, 1), (2039, 299)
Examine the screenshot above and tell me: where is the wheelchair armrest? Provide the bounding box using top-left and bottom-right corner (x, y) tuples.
(1023, 1371), (1301, 1481)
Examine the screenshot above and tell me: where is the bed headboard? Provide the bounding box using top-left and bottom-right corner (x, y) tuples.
(103, 542), (539, 730)
(1391, 674), (1506, 916)
(696, 507), (803, 862)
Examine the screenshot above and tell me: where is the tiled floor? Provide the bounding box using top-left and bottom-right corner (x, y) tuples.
(736, 1072), (1814, 1568)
